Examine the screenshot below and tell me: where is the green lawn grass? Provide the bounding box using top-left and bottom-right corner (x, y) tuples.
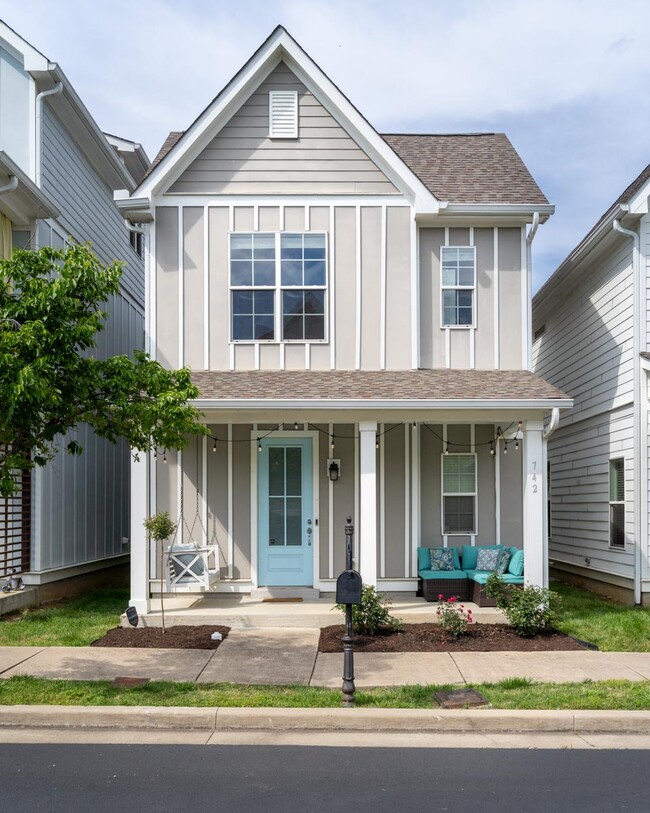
(0, 675), (648, 711)
(552, 582), (650, 651)
(0, 589), (128, 647)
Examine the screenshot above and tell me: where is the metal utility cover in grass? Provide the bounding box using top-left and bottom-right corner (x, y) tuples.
(112, 677), (150, 687)
(435, 688), (489, 709)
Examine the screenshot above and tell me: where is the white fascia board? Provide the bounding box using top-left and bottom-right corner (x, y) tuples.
(628, 185), (650, 215)
(133, 28), (439, 213)
(193, 397), (573, 411)
(116, 196), (153, 223)
(441, 203), (555, 221)
(0, 21), (50, 71)
(0, 149), (59, 223)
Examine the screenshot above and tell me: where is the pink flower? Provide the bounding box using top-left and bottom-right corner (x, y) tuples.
(438, 594), (444, 600)
(449, 596), (457, 603)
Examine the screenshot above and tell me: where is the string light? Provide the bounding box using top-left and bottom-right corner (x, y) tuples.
(163, 451), (167, 464)
(444, 442), (449, 455)
(503, 441), (508, 455)
(518, 421), (523, 433)
(294, 421), (299, 431)
(376, 438), (380, 450)
(490, 441), (495, 455)
(515, 438), (519, 451)
(212, 440), (217, 453)
(412, 422), (417, 431)
(257, 438), (262, 452)
(330, 437), (335, 452)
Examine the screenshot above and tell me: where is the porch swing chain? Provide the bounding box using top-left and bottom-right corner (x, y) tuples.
(167, 443), (208, 550)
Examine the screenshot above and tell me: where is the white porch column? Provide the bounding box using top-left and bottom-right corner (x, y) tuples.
(523, 420), (546, 588)
(129, 453), (150, 613)
(358, 421), (378, 587)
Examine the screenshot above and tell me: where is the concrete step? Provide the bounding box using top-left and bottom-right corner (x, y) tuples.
(250, 587), (320, 602)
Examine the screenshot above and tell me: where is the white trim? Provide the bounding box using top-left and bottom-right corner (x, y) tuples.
(440, 245), (477, 328)
(411, 423), (420, 577)
(149, 449), (157, 574)
(149, 218), (157, 361)
(521, 226), (527, 369)
(154, 194), (412, 208)
(143, 223), (152, 356)
(227, 424), (233, 579)
(254, 343), (261, 370)
(203, 207), (210, 369)
(493, 227), (499, 369)
(228, 205), (234, 232)
(376, 578), (419, 591)
(253, 203), (259, 231)
(229, 344), (235, 370)
(329, 205), (336, 369)
(379, 422), (385, 578)
(178, 207), (184, 367)
(250, 423), (258, 586)
(354, 426), (360, 568)
(445, 328), (451, 369)
(177, 449), (183, 530)
(380, 205), (387, 370)
(358, 421), (378, 585)
(410, 212), (419, 368)
(279, 342), (286, 369)
(355, 204), (361, 370)
(201, 435), (208, 545)
(304, 205), (310, 232)
(279, 204), (285, 231)
(328, 422), (334, 579)
(305, 343), (310, 370)
(495, 431), (501, 543)
(608, 455), (626, 550)
(134, 28), (439, 211)
(469, 228), (476, 369)
(195, 396), (573, 411)
(404, 423), (410, 577)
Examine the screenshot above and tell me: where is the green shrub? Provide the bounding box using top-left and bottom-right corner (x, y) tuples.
(336, 585), (402, 636)
(486, 573), (561, 637)
(436, 594), (473, 637)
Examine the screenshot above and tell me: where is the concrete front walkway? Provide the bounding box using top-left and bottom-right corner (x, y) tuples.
(2, 630), (650, 687)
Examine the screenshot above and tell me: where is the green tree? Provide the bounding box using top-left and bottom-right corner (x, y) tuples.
(0, 243), (207, 496)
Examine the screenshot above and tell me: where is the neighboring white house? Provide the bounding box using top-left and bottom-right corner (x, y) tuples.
(123, 26), (570, 615)
(0, 20), (149, 604)
(533, 164), (650, 606)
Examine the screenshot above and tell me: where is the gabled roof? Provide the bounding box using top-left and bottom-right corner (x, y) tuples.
(147, 130), (549, 206)
(134, 26), (440, 212)
(104, 133), (151, 186)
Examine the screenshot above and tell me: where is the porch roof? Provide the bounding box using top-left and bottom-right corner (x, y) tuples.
(191, 369), (570, 409)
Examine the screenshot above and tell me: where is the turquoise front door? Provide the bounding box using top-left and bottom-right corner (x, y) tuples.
(258, 437), (313, 586)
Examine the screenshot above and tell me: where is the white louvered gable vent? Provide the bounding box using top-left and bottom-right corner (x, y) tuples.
(269, 91), (298, 138)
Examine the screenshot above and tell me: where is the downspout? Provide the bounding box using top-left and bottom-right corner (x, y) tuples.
(613, 218), (642, 604)
(35, 82), (63, 186)
(0, 176), (18, 195)
(525, 212), (540, 369)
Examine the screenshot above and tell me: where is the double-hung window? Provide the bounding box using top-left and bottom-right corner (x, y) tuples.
(441, 246), (475, 326)
(442, 454), (476, 534)
(609, 458), (625, 549)
(230, 232), (327, 342)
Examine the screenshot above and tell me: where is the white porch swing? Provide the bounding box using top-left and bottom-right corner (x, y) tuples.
(165, 454), (220, 592)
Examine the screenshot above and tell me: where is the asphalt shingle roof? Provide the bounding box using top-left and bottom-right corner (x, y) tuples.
(190, 369), (568, 402)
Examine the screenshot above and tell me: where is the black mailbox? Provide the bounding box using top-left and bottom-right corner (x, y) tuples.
(336, 569), (362, 605)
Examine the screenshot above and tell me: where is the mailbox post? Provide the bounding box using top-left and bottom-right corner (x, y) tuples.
(335, 517), (362, 707)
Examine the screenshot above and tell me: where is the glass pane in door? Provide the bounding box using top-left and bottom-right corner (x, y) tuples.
(267, 446), (303, 547)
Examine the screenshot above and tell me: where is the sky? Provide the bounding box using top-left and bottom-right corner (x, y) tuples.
(2, 0), (650, 290)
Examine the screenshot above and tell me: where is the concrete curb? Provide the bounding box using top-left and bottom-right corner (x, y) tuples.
(1, 706), (649, 734)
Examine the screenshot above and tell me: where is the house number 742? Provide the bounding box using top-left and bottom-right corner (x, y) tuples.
(531, 460), (538, 494)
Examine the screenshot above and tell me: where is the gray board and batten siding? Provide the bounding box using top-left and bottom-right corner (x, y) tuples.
(32, 100), (145, 573)
(533, 233), (636, 587)
(151, 424), (523, 586)
(169, 62), (399, 196)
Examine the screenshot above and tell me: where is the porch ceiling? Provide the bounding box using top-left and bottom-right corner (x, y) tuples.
(191, 369), (571, 412)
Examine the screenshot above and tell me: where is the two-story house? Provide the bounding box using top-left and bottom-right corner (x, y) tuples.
(0, 20), (148, 606)
(533, 163), (650, 605)
(124, 27), (570, 614)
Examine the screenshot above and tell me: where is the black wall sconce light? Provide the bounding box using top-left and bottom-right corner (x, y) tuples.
(328, 459), (340, 481)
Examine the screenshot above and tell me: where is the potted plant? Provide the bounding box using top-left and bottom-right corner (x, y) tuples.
(143, 512), (177, 633)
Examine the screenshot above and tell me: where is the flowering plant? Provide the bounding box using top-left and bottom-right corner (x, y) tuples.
(435, 594), (473, 637)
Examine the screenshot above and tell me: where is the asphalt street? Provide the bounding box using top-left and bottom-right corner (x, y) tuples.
(0, 743), (647, 812)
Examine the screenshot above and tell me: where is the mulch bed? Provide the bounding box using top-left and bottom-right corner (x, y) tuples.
(318, 624), (591, 653)
(91, 625), (230, 650)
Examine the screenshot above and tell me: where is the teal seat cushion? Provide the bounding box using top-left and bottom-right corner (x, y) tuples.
(461, 545), (503, 571)
(417, 546), (460, 571)
(508, 549), (525, 577)
(465, 570), (524, 585)
(419, 569), (468, 581)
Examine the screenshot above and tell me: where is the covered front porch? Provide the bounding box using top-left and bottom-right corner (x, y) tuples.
(130, 410), (558, 616)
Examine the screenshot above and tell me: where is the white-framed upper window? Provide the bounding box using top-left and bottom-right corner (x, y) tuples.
(609, 457), (625, 549)
(269, 91), (298, 139)
(441, 246), (475, 327)
(229, 232), (327, 343)
(442, 453), (477, 535)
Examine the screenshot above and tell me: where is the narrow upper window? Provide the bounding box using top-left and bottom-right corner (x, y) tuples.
(442, 454), (476, 535)
(441, 246), (475, 327)
(230, 233), (276, 341)
(609, 458), (625, 549)
(269, 91), (298, 139)
(281, 233), (326, 340)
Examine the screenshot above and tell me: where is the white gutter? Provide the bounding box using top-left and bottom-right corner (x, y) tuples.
(613, 218), (642, 604)
(525, 212), (540, 369)
(541, 406), (560, 588)
(543, 407), (560, 440)
(35, 82), (63, 186)
(193, 397), (573, 411)
(0, 176), (18, 194)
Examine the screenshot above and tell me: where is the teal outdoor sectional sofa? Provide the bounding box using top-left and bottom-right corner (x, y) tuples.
(417, 545), (525, 607)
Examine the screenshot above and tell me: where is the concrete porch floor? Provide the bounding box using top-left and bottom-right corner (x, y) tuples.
(125, 594), (504, 629)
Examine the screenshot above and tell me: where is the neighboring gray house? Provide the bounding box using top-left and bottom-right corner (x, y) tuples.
(122, 27), (570, 616)
(0, 20), (149, 605)
(533, 165), (650, 605)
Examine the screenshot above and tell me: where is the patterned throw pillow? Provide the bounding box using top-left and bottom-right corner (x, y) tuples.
(495, 548), (511, 574)
(430, 548), (455, 571)
(476, 547), (500, 571)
